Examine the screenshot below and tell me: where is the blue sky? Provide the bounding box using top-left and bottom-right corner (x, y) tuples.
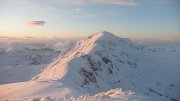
(0, 0), (179, 40)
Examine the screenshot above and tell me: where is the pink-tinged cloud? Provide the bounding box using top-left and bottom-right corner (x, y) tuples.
(27, 21), (46, 26)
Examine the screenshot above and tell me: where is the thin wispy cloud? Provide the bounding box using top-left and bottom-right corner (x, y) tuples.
(23, 36), (37, 39)
(58, 0), (138, 6)
(75, 8), (82, 12)
(57, 0), (178, 6)
(140, 0), (179, 5)
(60, 0), (85, 5)
(91, 0), (138, 6)
(0, 36), (9, 39)
(27, 21), (46, 26)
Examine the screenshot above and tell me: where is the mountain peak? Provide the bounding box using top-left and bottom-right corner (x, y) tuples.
(101, 31), (114, 35)
(90, 31), (115, 38)
(37, 31), (133, 82)
(86, 31), (131, 46)
(95, 31), (114, 36)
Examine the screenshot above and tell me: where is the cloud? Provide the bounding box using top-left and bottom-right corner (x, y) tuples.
(140, 0), (179, 5)
(91, 0), (138, 6)
(57, 0), (138, 6)
(0, 36), (9, 39)
(75, 8), (82, 12)
(59, 0), (85, 5)
(23, 36), (37, 39)
(91, 0), (176, 6)
(58, 0), (178, 6)
(27, 21), (46, 26)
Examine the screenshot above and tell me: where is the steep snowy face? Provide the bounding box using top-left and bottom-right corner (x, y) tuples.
(36, 31), (137, 92)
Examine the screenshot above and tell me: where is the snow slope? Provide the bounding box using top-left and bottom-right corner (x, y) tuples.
(0, 65), (45, 84)
(0, 31), (179, 101)
(0, 81), (148, 101)
(0, 80), (76, 100)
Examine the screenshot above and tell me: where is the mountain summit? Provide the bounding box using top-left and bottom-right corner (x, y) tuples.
(86, 31), (132, 46)
(35, 31), (136, 93)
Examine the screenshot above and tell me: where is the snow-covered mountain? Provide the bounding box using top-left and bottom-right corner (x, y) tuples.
(33, 31), (179, 101)
(35, 31), (136, 91)
(0, 31), (180, 101)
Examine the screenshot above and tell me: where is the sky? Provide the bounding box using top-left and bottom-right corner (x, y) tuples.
(0, 0), (179, 41)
